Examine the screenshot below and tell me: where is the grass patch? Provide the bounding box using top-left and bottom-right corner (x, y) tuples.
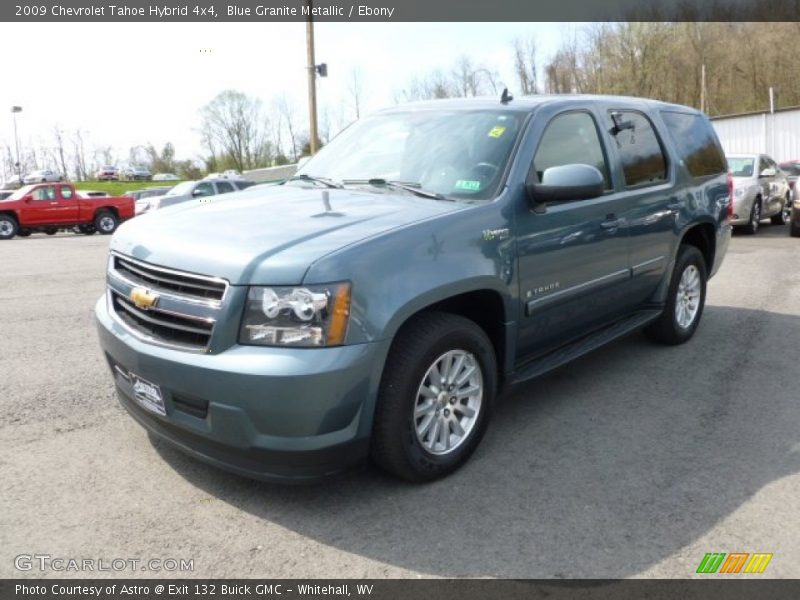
(73, 180), (183, 196)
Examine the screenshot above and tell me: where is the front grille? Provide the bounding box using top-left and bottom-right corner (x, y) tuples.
(113, 254), (226, 303)
(111, 290), (214, 350)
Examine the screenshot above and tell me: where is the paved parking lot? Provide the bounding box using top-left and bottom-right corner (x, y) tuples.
(1, 226), (799, 578)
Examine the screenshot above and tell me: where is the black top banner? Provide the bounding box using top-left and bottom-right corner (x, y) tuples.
(2, 0), (797, 22)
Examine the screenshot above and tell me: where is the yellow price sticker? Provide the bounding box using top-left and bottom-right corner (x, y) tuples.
(488, 126), (507, 138)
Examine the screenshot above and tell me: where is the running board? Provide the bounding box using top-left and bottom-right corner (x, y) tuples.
(511, 310), (662, 385)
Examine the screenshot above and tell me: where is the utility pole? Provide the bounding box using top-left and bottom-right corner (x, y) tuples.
(700, 64), (706, 113)
(11, 106), (22, 181)
(306, 0), (319, 155)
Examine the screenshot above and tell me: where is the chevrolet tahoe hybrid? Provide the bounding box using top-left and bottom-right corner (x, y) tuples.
(96, 95), (731, 482)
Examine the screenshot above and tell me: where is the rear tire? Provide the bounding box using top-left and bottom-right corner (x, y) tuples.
(645, 245), (707, 346)
(94, 211), (119, 235)
(743, 198), (761, 234)
(371, 312), (497, 482)
(0, 215), (18, 240)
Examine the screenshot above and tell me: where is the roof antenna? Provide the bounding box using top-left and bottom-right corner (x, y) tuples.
(501, 88), (514, 104)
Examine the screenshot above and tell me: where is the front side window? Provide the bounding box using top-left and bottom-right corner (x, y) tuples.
(607, 110), (667, 187)
(193, 182), (215, 197)
(533, 111), (611, 189)
(32, 186), (56, 201)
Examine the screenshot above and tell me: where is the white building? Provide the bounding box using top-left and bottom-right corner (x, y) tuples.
(711, 107), (800, 162)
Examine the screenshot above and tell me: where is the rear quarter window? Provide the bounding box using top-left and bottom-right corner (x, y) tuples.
(661, 111), (726, 178)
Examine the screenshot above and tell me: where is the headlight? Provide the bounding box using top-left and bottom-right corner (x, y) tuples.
(239, 283), (351, 347)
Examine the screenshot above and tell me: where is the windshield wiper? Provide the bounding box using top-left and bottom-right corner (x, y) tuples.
(287, 174), (343, 189)
(342, 178), (451, 201)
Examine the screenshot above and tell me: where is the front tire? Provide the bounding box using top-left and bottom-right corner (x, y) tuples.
(771, 194), (790, 225)
(645, 245), (707, 345)
(94, 211), (119, 234)
(0, 215), (19, 240)
(371, 312), (497, 482)
(743, 198), (761, 234)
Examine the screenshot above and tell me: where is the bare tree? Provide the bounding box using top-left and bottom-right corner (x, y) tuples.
(513, 36), (538, 95)
(200, 90), (272, 171)
(273, 94), (299, 161)
(72, 130), (88, 181)
(53, 126), (69, 179)
(348, 67), (364, 120)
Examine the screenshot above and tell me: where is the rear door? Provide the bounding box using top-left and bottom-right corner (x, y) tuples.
(599, 107), (674, 305)
(515, 108), (634, 359)
(57, 185), (80, 222)
(214, 180), (236, 195)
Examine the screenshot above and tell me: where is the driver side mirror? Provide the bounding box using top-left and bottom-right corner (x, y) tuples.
(192, 189), (206, 197)
(759, 167), (776, 178)
(526, 164), (605, 209)
(23, 195), (33, 202)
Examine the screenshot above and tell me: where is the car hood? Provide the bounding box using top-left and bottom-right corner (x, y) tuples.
(111, 185), (465, 284)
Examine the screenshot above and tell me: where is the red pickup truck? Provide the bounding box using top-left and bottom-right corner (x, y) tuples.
(0, 182), (134, 240)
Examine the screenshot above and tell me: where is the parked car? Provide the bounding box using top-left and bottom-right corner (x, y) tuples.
(0, 182), (134, 239)
(96, 165), (119, 181)
(123, 165), (152, 181)
(142, 178), (253, 212)
(727, 153), (791, 233)
(1, 175), (25, 189)
(96, 94), (731, 483)
(0, 190), (13, 200)
(23, 169), (63, 184)
(778, 160), (800, 195)
(152, 173), (179, 181)
(127, 187), (174, 214)
(126, 187), (173, 201)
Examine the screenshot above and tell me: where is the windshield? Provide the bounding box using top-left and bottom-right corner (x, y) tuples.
(294, 109), (524, 200)
(727, 157), (755, 177)
(8, 185), (36, 200)
(165, 181), (195, 196)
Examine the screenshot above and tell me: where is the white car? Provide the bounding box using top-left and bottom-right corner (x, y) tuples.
(152, 173), (180, 181)
(24, 169), (63, 184)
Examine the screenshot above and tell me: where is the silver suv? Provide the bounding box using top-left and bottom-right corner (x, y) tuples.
(727, 153), (791, 234)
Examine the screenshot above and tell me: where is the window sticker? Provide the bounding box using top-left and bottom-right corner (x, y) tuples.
(455, 180), (482, 192)
(488, 126), (507, 138)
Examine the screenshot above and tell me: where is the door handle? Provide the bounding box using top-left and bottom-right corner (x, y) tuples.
(601, 217), (622, 230)
(50, 202), (58, 205)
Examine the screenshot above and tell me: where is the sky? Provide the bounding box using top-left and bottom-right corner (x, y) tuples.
(0, 21), (582, 175)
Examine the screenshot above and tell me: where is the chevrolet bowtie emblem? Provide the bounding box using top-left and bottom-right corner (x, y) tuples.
(130, 287), (159, 310)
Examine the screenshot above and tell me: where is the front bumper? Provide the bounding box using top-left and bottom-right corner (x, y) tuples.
(95, 296), (390, 482)
(730, 193), (755, 226)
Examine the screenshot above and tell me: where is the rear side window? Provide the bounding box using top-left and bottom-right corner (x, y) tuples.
(216, 181), (235, 194)
(534, 111), (611, 189)
(661, 111), (726, 178)
(607, 110), (667, 187)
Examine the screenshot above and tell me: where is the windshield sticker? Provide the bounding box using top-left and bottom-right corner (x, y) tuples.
(455, 180), (482, 192)
(488, 126), (507, 138)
